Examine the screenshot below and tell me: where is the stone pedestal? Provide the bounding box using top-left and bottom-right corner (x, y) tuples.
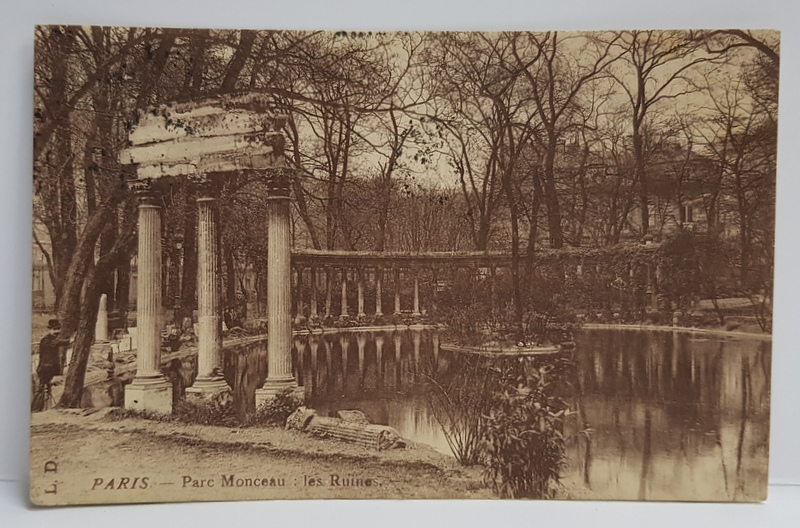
(125, 378), (173, 414)
(255, 168), (298, 406)
(125, 185), (172, 414)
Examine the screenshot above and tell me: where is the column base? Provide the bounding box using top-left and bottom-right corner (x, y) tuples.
(255, 377), (303, 407)
(124, 376), (172, 414)
(185, 377), (231, 402)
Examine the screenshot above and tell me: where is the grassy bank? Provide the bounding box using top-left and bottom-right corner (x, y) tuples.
(30, 409), (491, 505)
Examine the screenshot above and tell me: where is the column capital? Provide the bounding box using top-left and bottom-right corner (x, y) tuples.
(190, 173), (225, 200)
(129, 178), (161, 206)
(265, 167), (299, 198)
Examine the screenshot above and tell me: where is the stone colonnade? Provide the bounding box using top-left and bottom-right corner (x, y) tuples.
(120, 94), (294, 413)
(125, 170), (299, 412)
(291, 265), (434, 321)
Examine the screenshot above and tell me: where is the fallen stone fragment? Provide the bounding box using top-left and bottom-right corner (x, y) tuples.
(285, 407), (405, 450)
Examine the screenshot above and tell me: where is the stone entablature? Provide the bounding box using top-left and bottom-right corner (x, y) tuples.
(121, 93), (285, 179)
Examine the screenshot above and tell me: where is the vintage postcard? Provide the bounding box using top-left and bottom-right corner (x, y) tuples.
(31, 26), (776, 505)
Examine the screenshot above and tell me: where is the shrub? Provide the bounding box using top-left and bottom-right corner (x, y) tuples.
(246, 387), (302, 427)
(172, 393), (238, 427)
(425, 356), (494, 466)
(482, 359), (574, 499)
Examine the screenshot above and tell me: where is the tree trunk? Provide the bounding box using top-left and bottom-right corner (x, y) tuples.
(543, 141), (563, 249)
(56, 205), (115, 335)
(632, 125), (650, 236)
(179, 189), (198, 320)
(115, 257), (131, 329)
(58, 262), (110, 408)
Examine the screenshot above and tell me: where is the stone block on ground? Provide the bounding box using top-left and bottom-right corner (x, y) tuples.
(291, 408), (405, 450)
(285, 407), (317, 431)
(336, 409), (370, 425)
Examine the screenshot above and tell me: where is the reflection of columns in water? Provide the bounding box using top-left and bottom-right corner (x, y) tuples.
(309, 267), (318, 318)
(357, 333), (366, 380)
(593, 351), (605, 385)
(357, 268), (366, 318)
(638, 409), (653, 501)
(293, 336), (305, 387)
(187, 182), (230, 398)
(340, 268), (348, 319)
(431, 330), (439, 366)
(394, 332), (402, 389)
(309, 337), (319, 396)
(375, 267), (383, 316)
(125, 186), (172, 413)
(256, 169), (298, 404)
(412, 330), (421, 381)
(412, 270), (421, 317)
(375, 334), (384, 389)
(324, 268), (332, 318)
(394, 268), (401, 315)
(671, 332), (680, 380)
(340, 334), (350, 388)
(324, 337), (333, 393)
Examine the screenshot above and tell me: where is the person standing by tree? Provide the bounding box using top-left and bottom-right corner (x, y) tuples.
(32, 319), (70, 411)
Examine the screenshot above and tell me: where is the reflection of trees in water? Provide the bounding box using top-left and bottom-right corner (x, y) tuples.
(568, 330), (770, 500)
(217, 328), (769, 500)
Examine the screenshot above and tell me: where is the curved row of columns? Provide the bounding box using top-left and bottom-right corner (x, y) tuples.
(292, 266), (432, 321)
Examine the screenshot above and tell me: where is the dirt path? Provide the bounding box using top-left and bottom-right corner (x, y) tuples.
(30, 409), (491, 505)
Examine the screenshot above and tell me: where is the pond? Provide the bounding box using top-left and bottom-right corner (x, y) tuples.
(90, 326), (770, 501)
(287, 327), (771, 501)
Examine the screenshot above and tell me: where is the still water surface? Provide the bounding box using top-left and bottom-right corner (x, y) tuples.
(95, 326), (770, 501)
(289, 328), (771, 501)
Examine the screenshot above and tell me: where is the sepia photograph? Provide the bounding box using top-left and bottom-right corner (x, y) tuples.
(29, 25), (777, 506)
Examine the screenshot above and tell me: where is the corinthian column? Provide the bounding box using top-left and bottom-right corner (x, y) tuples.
(324, 268), (332, 319)
(256, 168), (299, 405)
(125, 181), (172, 413)
(412, 270), (421, 317)
(394, 268), (402, 315)
(309, 267), (318, 321)
(339, 268), (349, 319)
(375, 267), (383, 317)
(357, 268), (366, 319)
(186, 176), (230, 399)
